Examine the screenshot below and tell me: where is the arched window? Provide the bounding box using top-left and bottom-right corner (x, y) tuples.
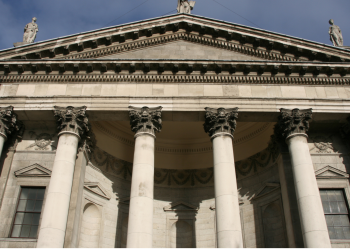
(170, 220), (193, 248)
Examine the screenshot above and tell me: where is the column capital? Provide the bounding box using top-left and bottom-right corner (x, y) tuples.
(54, 106), (90, 138)
(128, 106), (162, 137)
(274, 108), (312, 142)
(203, 107), (238, 138)
(0, 106), (24, 141)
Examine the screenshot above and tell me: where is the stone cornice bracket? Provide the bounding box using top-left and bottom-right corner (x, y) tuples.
(274, 108), (313, 142)
(0, 106), (24, 141)
(54, 106), (90, 139)
(203, 107), (239, 140)
(128, 106), (162, 138)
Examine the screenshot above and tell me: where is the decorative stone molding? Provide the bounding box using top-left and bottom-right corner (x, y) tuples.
(54, 106), (90, 137)
(61, 33), (299, 61)
(154, 168), (214, 186)
(251, 183), (280, 200)
(90, 143), (279, 187)
(3, 73), (349, 86)
(54, 106), (95, 153)
(274, 108), (313, 141)
(204, 107), (238, 138)
(26, 131), (55, 150)
(84, 182), (110, 200)
(315, 165), (349, 179)
(14, 163), (51, 177)
(0, 106), (23, 140)
(310, 135), (337, 153)
(163, 201), (198, 212)
(128, 106), (162, 137)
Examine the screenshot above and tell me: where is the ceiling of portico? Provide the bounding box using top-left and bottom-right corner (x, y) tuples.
(91, 120), (274, 170)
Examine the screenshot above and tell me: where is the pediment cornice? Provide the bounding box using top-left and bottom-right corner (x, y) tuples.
(1, 60), (349, 85)
(1, 14), (349, 62)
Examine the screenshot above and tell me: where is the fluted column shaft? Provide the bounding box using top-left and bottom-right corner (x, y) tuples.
(204, 107), (243, 248)
(37, 106), (92, 248)
(127, 106), (162, 248)
(275, 108), (331, 248)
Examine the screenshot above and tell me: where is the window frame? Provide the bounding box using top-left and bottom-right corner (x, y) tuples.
(10, 186), (46, 239)
(317, 175), (350, 244)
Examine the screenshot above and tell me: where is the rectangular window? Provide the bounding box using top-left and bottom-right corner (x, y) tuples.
(11, 187), (45, 238)
(320, 189), (350, 240)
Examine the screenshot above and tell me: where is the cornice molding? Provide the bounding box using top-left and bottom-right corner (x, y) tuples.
(61, 33), (298, 61)
(1, 14), (349, 62)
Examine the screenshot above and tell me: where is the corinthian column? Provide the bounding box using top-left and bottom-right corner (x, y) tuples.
(274, 108), (331, 248)
(126, 106), (162, 248)
(204, 107), (243, 248)
(0, 106), (23, 158)
(37, 106), (92, 248)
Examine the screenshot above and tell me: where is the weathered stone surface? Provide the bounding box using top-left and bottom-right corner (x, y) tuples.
(128, 106), (162, 136)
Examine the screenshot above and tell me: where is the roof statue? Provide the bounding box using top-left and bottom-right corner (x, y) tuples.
(329, 19), (343, 47)
(13, 17), (39, 47)
(177, 0), (195, 14)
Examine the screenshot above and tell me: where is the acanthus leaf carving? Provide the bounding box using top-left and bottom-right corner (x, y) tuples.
(0, 106), (22, 139)
(128, 106), (162, 136)
(203, 107), (238, 137)
(274, 108), (312, 141)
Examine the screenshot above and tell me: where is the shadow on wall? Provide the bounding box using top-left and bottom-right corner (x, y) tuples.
(79, 203), (102, 248)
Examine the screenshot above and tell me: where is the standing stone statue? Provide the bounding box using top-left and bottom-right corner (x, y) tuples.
(177, 0), (195, 14)
(23, 17), (39, 43)
(329, 19), (343, 47)
(14, 17), (39, 47)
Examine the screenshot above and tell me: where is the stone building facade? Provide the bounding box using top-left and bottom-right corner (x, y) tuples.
(0, 13), (350, 248)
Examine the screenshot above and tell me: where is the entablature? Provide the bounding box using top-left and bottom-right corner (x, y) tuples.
(1, 60), (350, 85)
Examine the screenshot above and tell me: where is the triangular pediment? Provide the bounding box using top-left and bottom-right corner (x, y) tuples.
(99, 40), (260, 61)
(315, 166), (349, 179)
(1, 14), (349, 62)
(14, 163), (51, 177)
(252, 183), (280, 200)
(84, 182), (110, 200)
(164, 201), (198, 211)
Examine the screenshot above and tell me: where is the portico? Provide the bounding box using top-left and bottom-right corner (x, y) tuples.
(0, 13), (349, 248)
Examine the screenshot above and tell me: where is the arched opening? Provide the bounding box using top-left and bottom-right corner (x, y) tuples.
(170, 220), (193, 248)
(262, 201), (287, 248)
(79, 203), (101, 248)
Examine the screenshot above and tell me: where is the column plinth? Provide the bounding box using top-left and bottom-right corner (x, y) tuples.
(37, 106), (93, 248)
(275, 108), (331, 248)
(126, 106), (162, 248)
(204, 107), (243, 248)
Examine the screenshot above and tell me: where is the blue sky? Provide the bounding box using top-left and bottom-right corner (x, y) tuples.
(1, 0), (350, 51)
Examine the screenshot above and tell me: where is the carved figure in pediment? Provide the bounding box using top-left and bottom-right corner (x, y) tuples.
(329, 19), (343, 47)
(203, 107), (238, 137)
(23, 17), (39, 43)
(128, 106), (162, 136)
(177, 0), (195, 14)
